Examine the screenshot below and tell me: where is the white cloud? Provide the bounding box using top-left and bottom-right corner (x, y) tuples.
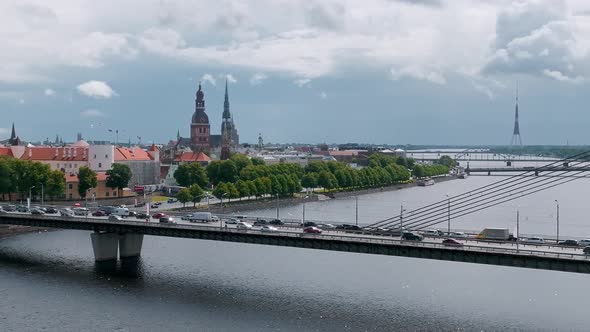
(18, 99), (25, 104)
(542, 69), (584, 83)
(390, 66), (446, 85)
(294, 78), (311, 87)
(0, 128), (9, 136)
(319, 91), (328, 99)
(249, 73), (268, 85)
(225, 74), (237, 83)
(44, 88), (55, 96)
(80, 109), (106, 117)
(76, 80), (116, 98)
(201, 73), (216, 86)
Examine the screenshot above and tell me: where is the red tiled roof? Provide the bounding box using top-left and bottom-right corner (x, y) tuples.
(65, 171), (108, 183)
(114, 147), (153, 161)
(174, 151), (211, 162)
(148, 144), (158, 152)
(0, 147), (12, 157)
(20, 147), (88, 161)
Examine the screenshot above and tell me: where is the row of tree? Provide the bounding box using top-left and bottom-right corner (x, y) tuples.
(0, 157), (133, 201)
(0, 158), (65, 200)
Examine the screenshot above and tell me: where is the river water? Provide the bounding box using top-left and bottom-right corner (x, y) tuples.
(2, 175), (590, 331)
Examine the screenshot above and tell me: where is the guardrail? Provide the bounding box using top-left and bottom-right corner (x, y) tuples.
(2, 213), (588, 262)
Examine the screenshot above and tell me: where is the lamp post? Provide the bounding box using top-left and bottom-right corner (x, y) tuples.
(400, 203), (406, 236)
(516, 208), (520, 252)
(275, 193), (280, 219)
(355, 196), (359, 226)
(302, 195), (309, 226)
(220, 193), (227, 216)
(446, 194), (451, 236)
(555, 200), (560, 243)
(37, 182), (44, 206)
(28, 185), (35, 209)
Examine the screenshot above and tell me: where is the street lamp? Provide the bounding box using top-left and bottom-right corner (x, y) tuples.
(355, 196), (359, 226)
(302, 195), (309, 225)
(555, 200), (560, 243)
(28, 185), (35, 209)
(446, 194), (451, 236)
(220, 192), (228, 216)
(400, 203), (407, 236)
(275, 193), (280, 219)
(37, 182), (44, 206)
(516, 207), (520, 252)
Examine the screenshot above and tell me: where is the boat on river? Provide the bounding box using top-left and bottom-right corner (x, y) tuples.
(416, 177), (435, 186)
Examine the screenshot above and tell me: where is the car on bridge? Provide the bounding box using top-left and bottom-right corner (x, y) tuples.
(269, 219), (284, 225)
(237, 222), (253, 230)
(30, 208), (45, 215)
(135, 213), (149, 219)
(59, 208), (75, 217)
(558, 239), (579, 247)
(318, 223), (336, 230)
(181, 214), (191, 221)
(442, 238), (463, 247)
(449, 232), (467, 239)
(92, 210), (107, 217)
(108, 215), (123, 221)
(16, 205), (29, 213)
(3, 205), (16, 212)
(260, 225), (278, 232)
(226, 218), (240, 224)
(45, 207), (58, 214)
(254, 219), (268, 226)
(152, 212), (167, 219)
(421, 229), (444, 237)
(583, 247), (590, 255)
(579, 239), (590, 247)
(303, 226), (322, 234)
(159, 216), (175, 223)
(401, 231), (423, 241)
(521, 237), (545, 244)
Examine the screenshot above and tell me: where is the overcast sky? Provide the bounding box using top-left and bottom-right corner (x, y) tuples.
(1, 0), (590, 146)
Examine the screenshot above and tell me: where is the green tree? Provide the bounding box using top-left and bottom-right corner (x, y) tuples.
(251, 157), (265, 166)
(212, 182), (229, 200)
(230, 154), (252, 174)
(206, 161), (222, 185)
(0, 158), (14, 199)
(318, 170), (337, 190)
(235, 179), (250, 200)
(176, 188), (193, 208)
(78, 166), (97, 198)
(270, 175), (282, 196)
(174, 162), (209, 188)
(188, 184), (204, 207)
(412, 164), (425, 178)
(334, 169), (349, 188)
(246, 180), (258, 198)
(106, 163), (132, 196)
(254, 177), (266, 198)
(226, 182), (240, 199)
(46, 170), (66, 199)
(301, 172), (318, 190)
(437, 155), (457, 168)
(218, 160), (238, 183)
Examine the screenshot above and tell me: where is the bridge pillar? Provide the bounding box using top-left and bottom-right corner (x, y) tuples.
(90, 232), (119, 262)
(119, 233), (144, 258)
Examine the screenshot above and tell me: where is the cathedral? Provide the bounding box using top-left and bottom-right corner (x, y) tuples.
(177, 80), (239, 160)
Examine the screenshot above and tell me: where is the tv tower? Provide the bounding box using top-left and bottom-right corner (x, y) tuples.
(510, 84), (522, 146)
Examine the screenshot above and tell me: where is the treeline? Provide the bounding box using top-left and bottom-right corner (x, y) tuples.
(489, 145), (590, 159)
(0, 158), (65, 200)
(173, 153), (452, 201)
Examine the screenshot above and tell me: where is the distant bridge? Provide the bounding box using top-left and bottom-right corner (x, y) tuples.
(2, 214), (590, 274)
(466, 165), (589, 175)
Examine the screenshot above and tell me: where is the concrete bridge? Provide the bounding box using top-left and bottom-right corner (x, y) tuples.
(2, 214), (590, 274)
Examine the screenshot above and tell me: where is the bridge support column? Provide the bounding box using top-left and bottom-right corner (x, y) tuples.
(91, 232), (119, 262)
(119, 233), (144, 258)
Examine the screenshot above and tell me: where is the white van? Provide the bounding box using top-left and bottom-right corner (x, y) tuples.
(111, 207), (130, 217)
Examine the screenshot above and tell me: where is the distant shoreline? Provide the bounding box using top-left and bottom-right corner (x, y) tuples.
(0, 225), (50, 239)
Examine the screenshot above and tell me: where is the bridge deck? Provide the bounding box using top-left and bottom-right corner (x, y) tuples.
(1, 214), (589, 274)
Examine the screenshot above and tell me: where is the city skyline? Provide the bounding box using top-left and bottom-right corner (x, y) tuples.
(2, 0), (590, 145)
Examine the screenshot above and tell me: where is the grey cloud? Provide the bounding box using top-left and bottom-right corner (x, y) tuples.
(389, 0), (442, 7)
(15, 3), (57, 27)
(305, 4), (346, 30)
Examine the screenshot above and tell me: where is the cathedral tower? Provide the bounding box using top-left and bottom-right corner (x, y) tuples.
(191, 83), (211, 152)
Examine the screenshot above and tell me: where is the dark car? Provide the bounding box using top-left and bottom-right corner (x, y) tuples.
(167, 198), (178, 204)
(92, 210), (107, 217)
(269, 219), (284, 225)
(442, 238), (463, 246)
(254, 219), (268, 226)
(303, 226), (322, 234)
(45, 207), (58, 214)
(558, 239), (579, 247)
(346, 225), (362, 231)
(303, 221), (317, 227)
(3, 205), (16, 212)
(150, 204), (159, 209)
(134, 202), (146, 207)
(127, 211), (137, 217)
(583, 246), (590, 255)
(30, 208), (45, 215)
(402, 231), (423, 241)
(16, 205), (29, 213)
(136, 212), (149, 219)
